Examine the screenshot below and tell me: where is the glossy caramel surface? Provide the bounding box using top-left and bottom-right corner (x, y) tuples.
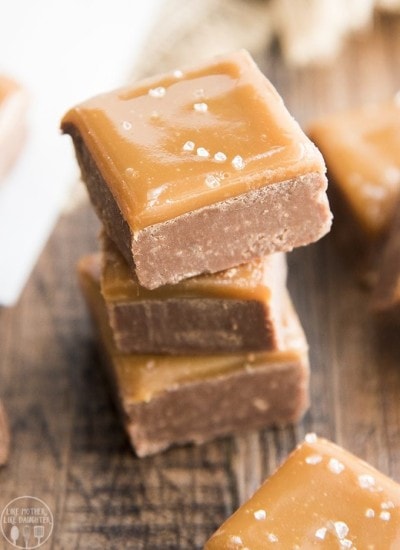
(63, 50), (325, 232)
(206, 436), (400, 549)
(101, 233), (285, 303)
(79, 254), (306, 404)
(309, 98), (400, 238)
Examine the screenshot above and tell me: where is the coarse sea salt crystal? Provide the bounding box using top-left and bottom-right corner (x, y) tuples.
(380, 511), (391, 521)
(183, 141), (195, 152)
(334, 521), (349, 540)
(194, 102), (208, 113)
(232, 155), (245, 170)
(253, 509), (267, 521)
(315, 527), (327, 540)
(267, 533), (278, 542)
(305, 454), (323, 465)
(328, 458), (345, 474)
(205, 174), (220, 188)
(305, 433), (318, 443)
(365, 508), (375, 518)
(214, 152), (227, 163)
(230, 535), (242, 544)
(340, 539), (353, 549)
(381, 501), (394, 509)
(122, 120), (132, 130)
(173, 69), (183, 78)
(148, 86), (166, 98)
(358, 474), (375, 490)
(197, 147), (210, 158)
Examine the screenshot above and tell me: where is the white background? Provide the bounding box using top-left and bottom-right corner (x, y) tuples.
(0, 0), (163, 305)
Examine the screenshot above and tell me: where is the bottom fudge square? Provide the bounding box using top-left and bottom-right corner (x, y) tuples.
(78, 254), (309, 457)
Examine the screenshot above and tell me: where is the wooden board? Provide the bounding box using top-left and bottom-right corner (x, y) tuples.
(0, 15), (400, 549)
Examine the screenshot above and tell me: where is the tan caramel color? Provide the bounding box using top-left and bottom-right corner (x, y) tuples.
(101, 231), (283, 303)
(309, 98), (400, 239)
(206, 436), (400, 549)
(78, 254), (309, 456)
(62, 50), (326, 232)
(84, 254), (303, 403)
(100, 234), (287, 354)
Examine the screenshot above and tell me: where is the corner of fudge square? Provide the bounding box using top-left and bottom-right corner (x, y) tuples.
(62, 49), (332, 289)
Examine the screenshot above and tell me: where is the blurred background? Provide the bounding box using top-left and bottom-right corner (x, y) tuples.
(0, 0), (399, 306)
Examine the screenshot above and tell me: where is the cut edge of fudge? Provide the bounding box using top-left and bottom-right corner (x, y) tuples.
(69, 125), (331, 288)
(78, 253), (310, 457)
(100, 233), (288, 354)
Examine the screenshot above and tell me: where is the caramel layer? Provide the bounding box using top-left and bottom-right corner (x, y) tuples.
(309, 98), (400, 238)
(101, 232), (286, 303)
(79, 254), (307, 404)
(63, 50), (325, 232)
(206, 436), (400, 549)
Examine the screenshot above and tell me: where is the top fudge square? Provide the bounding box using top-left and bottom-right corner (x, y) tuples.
(62, 50), (331, 289)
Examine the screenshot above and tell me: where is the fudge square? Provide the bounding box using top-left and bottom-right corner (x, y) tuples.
(101, 232), (287, 354)
(63, 50), (331, 289)
(78, 254), (309, 457)
(205, 435), (400, 549)
(309, 98), (400, 248)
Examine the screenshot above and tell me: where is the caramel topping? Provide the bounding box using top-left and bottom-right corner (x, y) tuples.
(63, 50), (325, 232)
(101, 233), (286, 303)
(79, 254), (306, 404)
(206, 436), (400, 549)
(309, 98), (400, 238)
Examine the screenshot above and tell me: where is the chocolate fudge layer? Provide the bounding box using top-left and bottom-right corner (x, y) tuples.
(0, 400), (10, 466)
(63, 50), (331, 289)
(206, 435), (400, 549)
(0, 75), (27, 182)
(309, 98), (400, 259)
(373, 201), (400, 313)
(78, 254), (309, 457)
(101, 233), (287, 354)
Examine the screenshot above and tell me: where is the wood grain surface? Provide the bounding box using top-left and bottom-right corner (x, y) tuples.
(1, 14), (400, 550)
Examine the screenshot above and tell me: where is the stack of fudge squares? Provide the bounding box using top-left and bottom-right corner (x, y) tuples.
(62, 50), (332, 457)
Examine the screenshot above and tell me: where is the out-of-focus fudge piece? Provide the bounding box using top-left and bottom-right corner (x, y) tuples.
(0, 400), (10, 466)
(205, 435), (400, 549)
(78, 254), (309, 457)
(101, 233), (287, 354)
(373, 200), (400, 314)
(63, 50), (331, 289)
(309, 98), (400, 260)
(0, 75), (28, 183)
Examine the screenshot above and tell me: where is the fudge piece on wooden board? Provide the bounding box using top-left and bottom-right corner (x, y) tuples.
(206, 435), (400, 549)
(78, 253), (309, 458)
(309, 97), (400, 268)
